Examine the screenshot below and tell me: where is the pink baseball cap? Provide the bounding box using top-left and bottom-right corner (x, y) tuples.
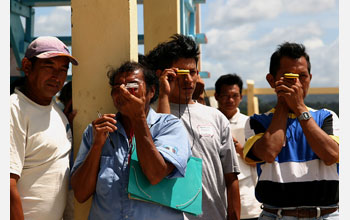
(25, 36), (78, 65)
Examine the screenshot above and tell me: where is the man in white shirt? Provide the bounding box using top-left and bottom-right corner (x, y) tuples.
(10, 36), (78, 220)
(145, 34), (241, 220)
(215, 74), (261, 220)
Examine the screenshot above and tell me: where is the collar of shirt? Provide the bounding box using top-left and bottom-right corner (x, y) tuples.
(229, 108), (241, 125)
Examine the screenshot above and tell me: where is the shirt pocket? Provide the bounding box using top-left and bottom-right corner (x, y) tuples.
(96, 156), (118, 196)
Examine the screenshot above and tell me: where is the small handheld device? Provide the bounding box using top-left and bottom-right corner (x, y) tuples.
(125, 82), (139, 95)
(176, 69), (190, 75)
(284, 73), (299, 79)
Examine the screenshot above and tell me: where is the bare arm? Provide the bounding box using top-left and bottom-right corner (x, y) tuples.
(156, 69), (177, 114)
(297, 112), (338, 165)
(279, 78), (339, 165)
(71, 114), (117, 203)
(132, 113), (175, 185)
(10, 174), (24, 220)
(157, 93), (171, 114)
(225, 173), (240, 220)
(233, 138), (256, 167)
(119, 83), (175, 185)
(251, 99), (289, 162)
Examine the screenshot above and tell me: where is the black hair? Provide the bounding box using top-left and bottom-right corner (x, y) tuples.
(145, 34), (200, 71)
(269, 42), (311, 77)
(58, 81), (72, 106)
(107, 60), (159, 104)
(215, 73), (243, 95)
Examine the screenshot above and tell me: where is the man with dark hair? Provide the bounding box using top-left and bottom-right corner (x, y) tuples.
(71, 61), (191, 219)
(215, 73), (261, 220)
(243, 42), (339, 219)
(10, 36), (79, 220)
(146, 34), (241, 220)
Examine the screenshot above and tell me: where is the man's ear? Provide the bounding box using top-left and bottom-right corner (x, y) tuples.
(214, 92), (219, 101)
(148, 85), (156, 100)
(21, 57), (32, 76)
(266, 73), (275, 88)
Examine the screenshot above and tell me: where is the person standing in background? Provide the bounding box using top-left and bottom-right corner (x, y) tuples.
(215, 73), (261, 220)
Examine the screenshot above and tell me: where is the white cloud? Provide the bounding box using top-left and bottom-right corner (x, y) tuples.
(205, 0), (283, 29)
(308, 38), (338, 87)
(303, 38), (325, 50)
(34, 6), (71, 36)
(201, 18), (337, 89)
(283, 0), (336, 14)
(203, 24), (256, 62)
(258, 22), (323, 47)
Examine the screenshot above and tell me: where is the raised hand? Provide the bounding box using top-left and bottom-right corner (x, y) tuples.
(92, 113), (117, 147)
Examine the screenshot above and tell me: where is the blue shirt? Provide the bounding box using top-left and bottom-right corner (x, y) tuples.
(244, 107), (339, 207)
(71, 108), (191, 220)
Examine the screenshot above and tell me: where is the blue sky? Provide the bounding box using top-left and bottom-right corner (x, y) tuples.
(29, 0), (339, 89)
(199, 0), (339, 89)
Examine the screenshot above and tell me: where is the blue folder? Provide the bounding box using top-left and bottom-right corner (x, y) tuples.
(128, 151), (203, 216)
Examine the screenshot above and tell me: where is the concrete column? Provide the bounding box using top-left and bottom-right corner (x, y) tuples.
(143, 0), (180, 54)
(71, 1), (138, 219)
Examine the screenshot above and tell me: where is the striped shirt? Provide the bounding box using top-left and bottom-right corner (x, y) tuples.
(243, 107), (339, 207)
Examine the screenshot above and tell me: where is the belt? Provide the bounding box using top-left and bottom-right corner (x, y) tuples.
(263, 207), (338, 218)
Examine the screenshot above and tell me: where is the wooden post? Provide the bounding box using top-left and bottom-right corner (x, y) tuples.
(247, 80), (255, 116)
(253, 96), (259, 115)
(71, 1), (138, 219)
(143, 0), (180, 54)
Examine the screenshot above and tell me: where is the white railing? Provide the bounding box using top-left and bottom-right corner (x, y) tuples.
(204, 80), (339, 116)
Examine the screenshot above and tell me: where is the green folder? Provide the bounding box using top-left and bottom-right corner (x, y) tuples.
(128, 150), (203, 216)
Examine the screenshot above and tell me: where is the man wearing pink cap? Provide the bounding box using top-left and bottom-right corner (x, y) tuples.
(10, 36), (78, 220)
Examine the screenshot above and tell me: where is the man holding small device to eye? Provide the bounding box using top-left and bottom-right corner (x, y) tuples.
(243, 42), (339, 220)
(70, 61), (191, 219)
(145, 34), (241, 220)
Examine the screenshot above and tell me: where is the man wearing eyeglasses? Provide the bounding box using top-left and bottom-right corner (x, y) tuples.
(215, 74), (262, 220)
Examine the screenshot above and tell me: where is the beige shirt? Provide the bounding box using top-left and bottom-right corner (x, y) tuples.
(10, 88), (72, 220)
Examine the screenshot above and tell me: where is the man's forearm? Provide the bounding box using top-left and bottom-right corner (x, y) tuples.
(251, 103), (289, 162)
(132, 115), (174, 185)
(10, 177), (24, 220)
(300, 118), (339, 165)
(71, 143), (103, 203)
(225, 173), (240, 220)
(157, 94), (171, 114)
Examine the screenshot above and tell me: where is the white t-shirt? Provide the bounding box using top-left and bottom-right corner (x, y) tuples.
(10, 88), (72, 220)
(170, 102), (240, 220)
(229, 108), (261, 219)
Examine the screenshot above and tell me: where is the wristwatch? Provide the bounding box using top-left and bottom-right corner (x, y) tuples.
(298, 111), (312, 121)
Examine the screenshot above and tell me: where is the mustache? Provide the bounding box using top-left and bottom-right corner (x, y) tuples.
(46, 80), (60, 87)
